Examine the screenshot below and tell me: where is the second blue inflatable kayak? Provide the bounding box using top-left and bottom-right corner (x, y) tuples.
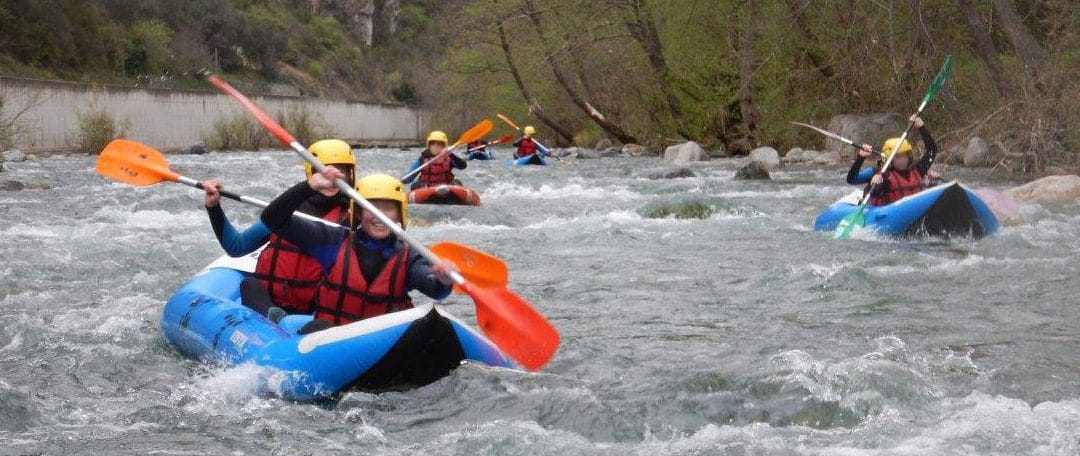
(161, 254), (513, 400)
(814, 181), (999, 239)
(507, 154), (546, 167)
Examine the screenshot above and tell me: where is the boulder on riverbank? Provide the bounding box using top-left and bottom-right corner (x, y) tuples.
(1005, 175), (1080, 204)
(948, 136), (1002, 167)
(623, 143), (655, 157)
(2, 149), (27, 163)
(784, 148), (841, 165)
(663, 142), (706, 164)
(826, 114), (902, 158)
(595, 138), (613, 150)
(644, 167), (697, 180)
(749, 147), (780, 169)
(734, 161), (771, 180)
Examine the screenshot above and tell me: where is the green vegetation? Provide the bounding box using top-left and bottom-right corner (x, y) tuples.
(203, 105), (333, 151)
(1, 0), (1076, 173)
(76, 108), (130, 154)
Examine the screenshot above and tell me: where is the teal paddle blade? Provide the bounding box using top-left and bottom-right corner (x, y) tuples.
(833, 204), (867, 239)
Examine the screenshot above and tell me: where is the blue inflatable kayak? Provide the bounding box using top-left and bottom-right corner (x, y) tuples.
(161, 254), (512, 400)
(467, 150), (494, 160)
(814, 181), (999, 239)
(507, 154), (546, 167)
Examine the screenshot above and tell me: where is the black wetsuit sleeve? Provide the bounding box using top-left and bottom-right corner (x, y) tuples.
(847, 157), (867, 184)
(406, 249), (452, 300)
(260, 182), (349, 263)
(916, 126), (938, 175)
(450, 153), (467, 169)
(207, 204), (227, 242)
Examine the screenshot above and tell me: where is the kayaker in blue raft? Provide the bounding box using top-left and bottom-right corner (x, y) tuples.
(512, 125), (550, 163)
(465, 139), (493, 160)
(202, 139), (356, 322)
(262, 170), (454, 335)
(846, 114), (941, 206)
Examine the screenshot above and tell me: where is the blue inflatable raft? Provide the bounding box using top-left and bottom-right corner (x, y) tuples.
(467, 150), (494, 160)
(814, 181), (999, 239)
(507, 154), (546, 167)
(161, 254), (513, 400)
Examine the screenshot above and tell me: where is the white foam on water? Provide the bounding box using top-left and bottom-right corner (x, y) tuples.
(482, 181), (642, 201)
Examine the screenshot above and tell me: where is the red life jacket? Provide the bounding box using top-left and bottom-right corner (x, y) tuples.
(252, 205), (347, 313)
(515, 138), (537, 158)
(417, 153), (455, 187)
(312, 235), (413, 325)
(870, 168), (925, 206)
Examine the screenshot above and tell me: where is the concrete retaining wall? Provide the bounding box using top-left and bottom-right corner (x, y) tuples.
(0, 76), (428, 152)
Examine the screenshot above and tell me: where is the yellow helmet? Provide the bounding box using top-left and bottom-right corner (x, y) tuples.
(523, 126), (536, 136)
(305, 139), (356, 183)
(355, 174), (409, 228)
(426, 131), (449, 146)
(881, 137), (914, 161)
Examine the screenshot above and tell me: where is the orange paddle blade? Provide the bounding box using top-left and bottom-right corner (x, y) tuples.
(452, 119), (493, 149)
(491, 134), (515, 145)
(460, 282), (559, 371)
(496, 114), (520, 131)
(95, 139), (179, 186)
(431, 242), (508, 293)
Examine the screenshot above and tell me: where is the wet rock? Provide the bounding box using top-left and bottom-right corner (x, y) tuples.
(622, 143), (654, 157)
(826, 114), (902, 158)
(598, 147), (621, 158)
(0, 179), (53, 191)
(1005, 175), (1080, 204)
(734, 161), (771, 180)
(812, 150), (842, 165)
(549, 148), (576, 158)
(663, 141), (706, 164)
(574, 149), (600, 159)
(639, 200), (714, 219)
(595, 138), (613, 150)
(2, 149), (26, 162)
(645, 167), (696, 180)
(783, 147), (808, 163)
(186, 143), (210, 155)
(749, 147), (780, 169)
(954, 136), (1001, 167)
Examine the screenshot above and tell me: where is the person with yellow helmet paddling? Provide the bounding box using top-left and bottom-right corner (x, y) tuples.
(261, 170), (455, 334)
(512, 125), (550, 164)
(402, 130), (467, 190)
(202, 139), (357, 321)
(846, 114), (941, 206)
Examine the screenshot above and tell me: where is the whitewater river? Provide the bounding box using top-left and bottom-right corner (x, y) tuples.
(1, 149), (1078, 455)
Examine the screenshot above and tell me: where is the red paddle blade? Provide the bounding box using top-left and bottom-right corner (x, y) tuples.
(491, 134), (515, 145)
(96, 139), (179, 186)
(460, 282), (559, 371)
(431, 242), (508, 294)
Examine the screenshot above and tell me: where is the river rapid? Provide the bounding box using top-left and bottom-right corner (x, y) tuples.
(1, 149), (1078, 455)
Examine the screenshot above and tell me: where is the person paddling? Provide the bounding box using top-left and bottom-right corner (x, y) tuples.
(261, 170), (454, 335)
(402, 131), (467, 190)
(846, 115), (941, 206)
(202, 139), (356, 321)
(465, 139), (492, 160)
(512, 126), (550, 161)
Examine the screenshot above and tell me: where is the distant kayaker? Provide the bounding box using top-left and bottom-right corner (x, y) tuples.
(202, 139), (356, 321)
(846, 114), (941, 206)
(512, 125), (550, 159)
(402, 131), (467, 190)
(465, 139), (492, 160)
(261, 171), (454, 334)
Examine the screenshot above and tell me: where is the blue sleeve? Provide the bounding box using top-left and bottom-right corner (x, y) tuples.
(853, 167), (874, 184)
(401, 158), (421, 184)
(207, 205), (271, 257)
(405, 249), (452, 300)
(536, 142), (550, 156)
